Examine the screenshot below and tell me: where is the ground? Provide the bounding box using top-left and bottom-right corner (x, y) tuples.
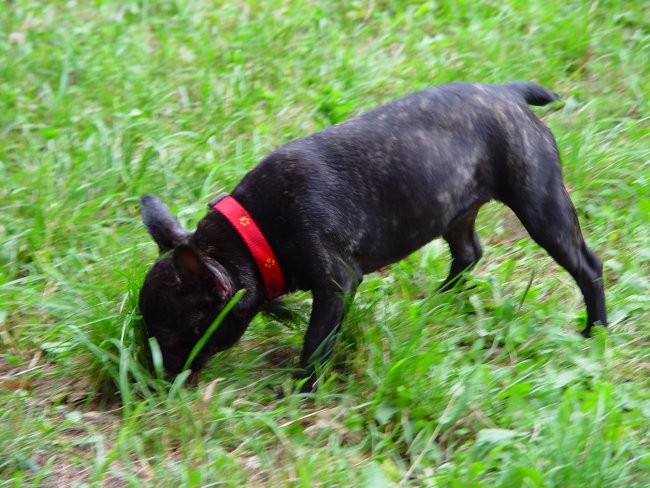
(1, 1), (649, 486)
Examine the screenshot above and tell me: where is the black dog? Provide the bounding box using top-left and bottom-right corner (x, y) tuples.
(139, 81), (607, 391)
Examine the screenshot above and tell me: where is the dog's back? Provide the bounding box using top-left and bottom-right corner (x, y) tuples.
(238, 82), (561, 273)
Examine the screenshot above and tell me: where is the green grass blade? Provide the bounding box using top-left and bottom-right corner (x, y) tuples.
(182, 289), (246, 372)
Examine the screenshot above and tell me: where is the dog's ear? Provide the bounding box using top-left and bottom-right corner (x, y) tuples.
(141, 194), (191, 252)
(173, 244), (232, 300)
(173, 244), (212, 283)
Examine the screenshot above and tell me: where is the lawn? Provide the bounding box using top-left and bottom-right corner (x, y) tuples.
(1, 0), (648, 486)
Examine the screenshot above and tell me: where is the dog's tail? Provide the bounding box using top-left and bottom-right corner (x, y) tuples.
(505, 81), (560, 106)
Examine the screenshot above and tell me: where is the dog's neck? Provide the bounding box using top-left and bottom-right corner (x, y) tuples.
(192, 209), (268, 311)
(207, 193), (285, 299)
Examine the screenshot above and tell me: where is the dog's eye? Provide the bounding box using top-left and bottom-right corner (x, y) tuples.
(191, 313), (203, 335)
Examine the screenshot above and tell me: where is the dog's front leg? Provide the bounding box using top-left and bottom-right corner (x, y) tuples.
(296, 266), (361, 392)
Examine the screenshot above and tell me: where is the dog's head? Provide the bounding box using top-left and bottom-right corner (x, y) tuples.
(138, 195), (235, 374)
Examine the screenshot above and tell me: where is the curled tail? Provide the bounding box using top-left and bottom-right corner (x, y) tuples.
(505, 81), (560, 106)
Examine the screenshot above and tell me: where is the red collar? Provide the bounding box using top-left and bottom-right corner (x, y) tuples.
(208, 193), (285, 299)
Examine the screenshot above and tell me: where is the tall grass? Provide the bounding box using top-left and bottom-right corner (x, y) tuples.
(1, 0), (648, 486)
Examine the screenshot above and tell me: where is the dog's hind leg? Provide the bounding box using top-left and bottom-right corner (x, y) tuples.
(506, 177), (607, 336)
(439, 205), (483, 292)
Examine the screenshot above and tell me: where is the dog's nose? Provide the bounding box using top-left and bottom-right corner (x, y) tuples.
(162, 352), (186, 375)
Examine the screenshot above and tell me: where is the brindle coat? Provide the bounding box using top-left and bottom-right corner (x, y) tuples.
(139, 82), (607, 391)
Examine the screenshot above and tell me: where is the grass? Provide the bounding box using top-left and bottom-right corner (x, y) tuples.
(1, 0), (648, 486)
